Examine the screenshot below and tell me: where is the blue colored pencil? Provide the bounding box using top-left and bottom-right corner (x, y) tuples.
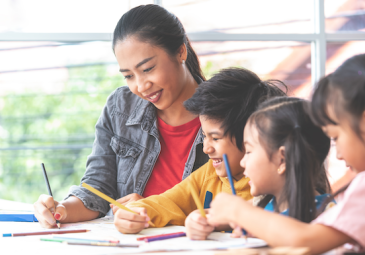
(223, 154), (248, 239)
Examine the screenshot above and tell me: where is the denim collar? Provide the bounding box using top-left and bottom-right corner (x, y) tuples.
(126, 100), (155, 129)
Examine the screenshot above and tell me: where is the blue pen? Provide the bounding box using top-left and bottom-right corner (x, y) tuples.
(223, 154), (248, 239)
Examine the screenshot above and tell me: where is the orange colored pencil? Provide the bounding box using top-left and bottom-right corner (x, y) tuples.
(188, 177), (206, 218)
(82, 183), (155, 227)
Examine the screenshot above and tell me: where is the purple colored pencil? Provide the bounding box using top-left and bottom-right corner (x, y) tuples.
(144, 232), (186, 242)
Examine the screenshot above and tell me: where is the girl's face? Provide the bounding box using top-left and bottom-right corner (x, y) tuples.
(240, 123), (285, 197)
(323, 107), (365, 173)
(114, 36), (192, 111)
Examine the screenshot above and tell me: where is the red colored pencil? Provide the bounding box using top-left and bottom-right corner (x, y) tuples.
(3, 229), (89, 237)
(136, 231), (185, 241)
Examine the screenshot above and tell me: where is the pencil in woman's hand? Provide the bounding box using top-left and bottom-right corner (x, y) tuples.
(41, 163), (61, 229)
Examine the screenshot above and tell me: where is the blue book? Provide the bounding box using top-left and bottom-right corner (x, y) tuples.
(0, 213), (38, 222)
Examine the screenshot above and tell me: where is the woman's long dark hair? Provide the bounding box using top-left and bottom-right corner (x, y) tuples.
(112, 4), (205, 83)
(251, 97), (331, 223)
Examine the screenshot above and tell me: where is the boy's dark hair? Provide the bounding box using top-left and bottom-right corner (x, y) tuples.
(250, 97), (331, 223)
(184, 67), (287, 151)
(112, 4), (205, 83)
(310, 53), (365, 142)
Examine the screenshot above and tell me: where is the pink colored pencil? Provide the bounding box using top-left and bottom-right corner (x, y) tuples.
(137, 231), (186, 241)
(145, 232), (186, 242)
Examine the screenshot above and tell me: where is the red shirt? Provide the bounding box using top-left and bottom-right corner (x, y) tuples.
(142, 116), (201, 197)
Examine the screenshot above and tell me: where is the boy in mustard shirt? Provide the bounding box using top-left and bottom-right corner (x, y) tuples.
(112, 67), (287, 239)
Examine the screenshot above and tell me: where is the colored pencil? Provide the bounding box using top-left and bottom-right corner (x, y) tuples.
(51, 236), (119, 243)
(144, 232), (186, 242)
(41, 163), (61, 229)
(3, 229), (89, 237)
(137, 231), (186, 241)
(41, 238), (138, 247)
(223, 154), (248, 240)
(81, 183), (155, 227)
(188, 177), (206, 218)
(66, 242), (139, 248)
(40, 238), (64, 243)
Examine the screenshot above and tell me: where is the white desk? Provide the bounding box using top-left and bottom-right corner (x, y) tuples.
(0, 199), (265, 255)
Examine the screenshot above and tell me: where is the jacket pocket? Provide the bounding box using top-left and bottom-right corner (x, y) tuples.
(110, 136), (142, 184)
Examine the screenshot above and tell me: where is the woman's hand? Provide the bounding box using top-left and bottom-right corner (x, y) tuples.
(208, 193), (243, 227)
(110, 193), (144, 214)
(114, 207), (150, 234)
(33, 194), (67, 228)
(185, 209), (214, 240)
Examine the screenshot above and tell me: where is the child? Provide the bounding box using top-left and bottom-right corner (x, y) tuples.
(208, 54), (365, 254)
(243, 97), (332, 223)
(112, 67), (287, 237)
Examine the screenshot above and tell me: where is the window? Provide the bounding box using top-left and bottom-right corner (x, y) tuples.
(1, 0), (364, 202)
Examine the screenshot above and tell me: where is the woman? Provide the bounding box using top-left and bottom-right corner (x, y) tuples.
(33, 4), (209, 227)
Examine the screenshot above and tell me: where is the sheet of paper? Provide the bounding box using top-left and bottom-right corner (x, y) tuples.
(208, 232), (267, 247)
(0, 216), (266, 254)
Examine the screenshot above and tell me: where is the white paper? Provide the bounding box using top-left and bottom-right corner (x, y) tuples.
(0, 215), (266, 254)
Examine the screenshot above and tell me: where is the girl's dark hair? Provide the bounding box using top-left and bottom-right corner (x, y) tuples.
(184, 67), (287, 151)
(310, 54), (365, 212)
(251, 97), (331, 223)
(112, 4), (205, 83)
(310, 53), (365, 142)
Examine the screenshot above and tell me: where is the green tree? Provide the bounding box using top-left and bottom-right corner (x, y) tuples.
(0, 62), (216, 203)
(0, 65), (124, 203)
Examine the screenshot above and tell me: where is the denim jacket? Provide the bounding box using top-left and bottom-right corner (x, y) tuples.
(67, 86), (209, 216)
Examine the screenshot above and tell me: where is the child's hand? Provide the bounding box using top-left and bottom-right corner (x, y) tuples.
(185, 209), (214, 240)
(208, 193), (243, 226)
(110, 193), (144, 214)
(114, 207), (150, 234)
(230, 225), (243, 238)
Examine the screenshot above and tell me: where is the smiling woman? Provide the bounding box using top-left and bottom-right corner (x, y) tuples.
(32, 4), (209, 229)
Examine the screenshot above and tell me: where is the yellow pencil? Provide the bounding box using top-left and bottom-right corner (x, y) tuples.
(188, 177), (206, 218)
(81, 183), (155, 227)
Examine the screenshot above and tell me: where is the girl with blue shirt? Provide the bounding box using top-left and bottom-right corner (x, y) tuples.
(208, 54), (365, 254)
(242, 97), (333, 223)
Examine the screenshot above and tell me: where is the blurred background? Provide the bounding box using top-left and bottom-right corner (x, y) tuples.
(0, 0), (364, 203)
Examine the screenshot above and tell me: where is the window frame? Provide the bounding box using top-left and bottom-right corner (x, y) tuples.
(0, 0), (364, 86)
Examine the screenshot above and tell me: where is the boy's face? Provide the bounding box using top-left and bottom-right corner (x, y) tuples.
(200, 115), (246, 180)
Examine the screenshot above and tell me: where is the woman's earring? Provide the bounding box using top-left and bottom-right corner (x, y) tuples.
(277, 168), (281, 173)
(182, 60), (185, 65)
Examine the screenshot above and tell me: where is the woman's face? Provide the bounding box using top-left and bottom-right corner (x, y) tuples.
(114, 36), (189, 111)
